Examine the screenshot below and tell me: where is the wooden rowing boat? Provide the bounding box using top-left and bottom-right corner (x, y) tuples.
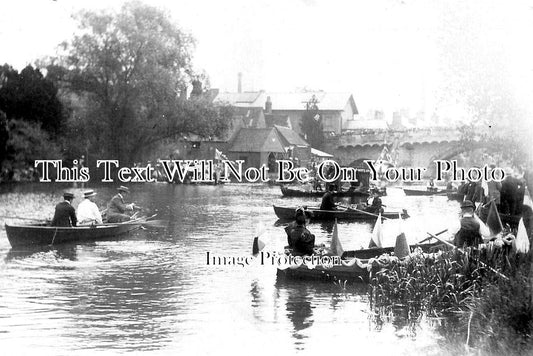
(280, 185), (370, 198)
(273, 205), (409, 221)
(276, 241), (446, 282)
(403, 188), (449, 196)
(4, 217), (152, 248)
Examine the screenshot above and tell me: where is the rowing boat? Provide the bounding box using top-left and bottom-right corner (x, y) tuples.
(273, 205), (409, 221)
(403, 188), (449, 196)
(4, 217), (152, 248)
(280, 185), (370, 198)
(276, 241), (446, 282)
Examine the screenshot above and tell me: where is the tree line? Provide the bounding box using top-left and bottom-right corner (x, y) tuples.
(0, 1), (233, 182)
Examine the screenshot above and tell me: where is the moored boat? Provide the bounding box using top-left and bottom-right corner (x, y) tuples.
(5, 218), (151, 248)
(273, 205), (409, 221)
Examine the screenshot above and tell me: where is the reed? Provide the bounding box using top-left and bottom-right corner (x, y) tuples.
(368, 245), (533, 355)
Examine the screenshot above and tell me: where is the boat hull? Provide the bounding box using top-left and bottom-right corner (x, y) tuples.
(277, 242), (444, 282)
(273, 205), (408, 221)
(5, 222), (143, 248)
(280, 186), (369, 198)
(403, 188), (448, 196)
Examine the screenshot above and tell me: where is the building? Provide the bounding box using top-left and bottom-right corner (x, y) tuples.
(214, 91), (358, 136)
(227, 126), (311, 172)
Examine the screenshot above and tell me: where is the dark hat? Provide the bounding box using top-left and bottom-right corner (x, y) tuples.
(295, 214), (306, 225)
(63, 192), (74, 199)
(460, 200), (475, 209)
(117, 186), (130, 193)
(83, 190), (97, 198)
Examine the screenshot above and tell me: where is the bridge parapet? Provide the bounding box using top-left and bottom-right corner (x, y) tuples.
(331, 127), (462, 148)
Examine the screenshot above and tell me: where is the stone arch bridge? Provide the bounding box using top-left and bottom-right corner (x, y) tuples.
(326, 128), (491, 177)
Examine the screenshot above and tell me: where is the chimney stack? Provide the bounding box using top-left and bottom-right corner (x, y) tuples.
(265, 96), (272, 114)
(238, 72), (242, 93)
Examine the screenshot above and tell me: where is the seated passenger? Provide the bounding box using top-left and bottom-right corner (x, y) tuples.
(285, 209), (315, 256)
(320, 185), (337, 211)
(51, 192), (77, 227)
(77, 189), (103, 225)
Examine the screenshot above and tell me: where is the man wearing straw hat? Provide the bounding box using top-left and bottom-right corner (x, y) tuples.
(77, 189), (103, 225)
(107, 186), (135, 223)
(454, 200), (482, 247)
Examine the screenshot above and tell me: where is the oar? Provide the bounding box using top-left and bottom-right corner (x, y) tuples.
(426, 231), (509, 280)
(0, 215), (49, 222)
(337, 204), (392, 220)
(417, 228), (448, 244)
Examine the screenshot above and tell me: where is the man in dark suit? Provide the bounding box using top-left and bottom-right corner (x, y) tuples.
(107, 186), (134, 223)
(51, 192), (77, 227)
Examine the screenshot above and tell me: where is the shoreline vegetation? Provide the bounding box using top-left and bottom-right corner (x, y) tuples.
(369, 239), (533, 355)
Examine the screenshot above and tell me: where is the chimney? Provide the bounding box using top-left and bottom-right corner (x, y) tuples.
(238, 72), (242, 93)
(265, 96), (272, 114)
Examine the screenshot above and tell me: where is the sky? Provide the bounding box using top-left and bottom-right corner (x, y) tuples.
(1, 0), (533, 122)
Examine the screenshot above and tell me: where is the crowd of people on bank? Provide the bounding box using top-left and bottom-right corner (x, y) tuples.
(50, 186), (136, 227)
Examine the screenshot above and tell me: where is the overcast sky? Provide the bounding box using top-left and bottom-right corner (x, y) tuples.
(1, 0), (533, 121)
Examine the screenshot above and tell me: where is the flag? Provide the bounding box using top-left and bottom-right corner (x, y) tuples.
(481, 179), (489, 200)
(330, 219), (344, 256)
(514, 217), (530, 253)
(486, 200), (503, 235)
(252, 235), (266, 256)
(523, 187), (533, 214)
(369, 213), (383, 248)
(474, 213), (491, 241)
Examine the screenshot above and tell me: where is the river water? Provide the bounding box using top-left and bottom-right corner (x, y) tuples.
(0, 183), (461, 355)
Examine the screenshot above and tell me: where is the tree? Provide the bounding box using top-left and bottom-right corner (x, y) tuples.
(53, 1), (231, 164)
(0, 64), (65, 136)
(300, 95), (324, 150)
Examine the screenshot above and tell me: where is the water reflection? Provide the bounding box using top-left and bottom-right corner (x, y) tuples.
(0, 183), (462, 354)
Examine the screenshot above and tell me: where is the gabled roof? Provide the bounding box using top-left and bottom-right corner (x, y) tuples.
(213, 91), (358, 113)
(265, 113), (291, 129)
(228, 128), (286, 153)
(232, 107), (265, 128)
(214, 92), (264, 107)
(274, 125), (309, 147)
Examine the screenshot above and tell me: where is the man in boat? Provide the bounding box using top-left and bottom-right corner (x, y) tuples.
(51, 192), (77, 227)
(77, 189), (103, 225)
(320, 184), (337, 211)
(285, 208), (315, 255)
(454, 200), (482, 247)
(107, 186), (135, 223)
(366, 194), (384, 214)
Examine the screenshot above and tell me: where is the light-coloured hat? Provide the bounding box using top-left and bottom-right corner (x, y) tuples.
(117, 186), (130, 193)
(83, 190), (97, 198)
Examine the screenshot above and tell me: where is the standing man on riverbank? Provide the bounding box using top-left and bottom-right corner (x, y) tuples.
(107, 186), (134, 223)
(51, 192), (77, 227)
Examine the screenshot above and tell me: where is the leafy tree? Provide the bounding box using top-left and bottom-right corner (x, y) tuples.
(300, 95), (324, 150)
(53, 1), (231, 164)
(0, 64), (65, 136)
(5, 119), (62, 170)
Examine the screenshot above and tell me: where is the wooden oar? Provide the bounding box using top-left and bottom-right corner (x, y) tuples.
(417, 228), (448, 244)
(337, 204), (392, 220)
(0, 215), (49, 222)
(426, 231), (509, 280)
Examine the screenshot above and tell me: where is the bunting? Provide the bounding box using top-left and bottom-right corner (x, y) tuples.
(330, 219), (344, 257)
(369, 213), (383, 248)
(486, 200), (503, 235)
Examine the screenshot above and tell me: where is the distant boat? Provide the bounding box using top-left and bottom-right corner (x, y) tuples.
(280, 185), (370, 198)
(403, 188), (449, 196)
